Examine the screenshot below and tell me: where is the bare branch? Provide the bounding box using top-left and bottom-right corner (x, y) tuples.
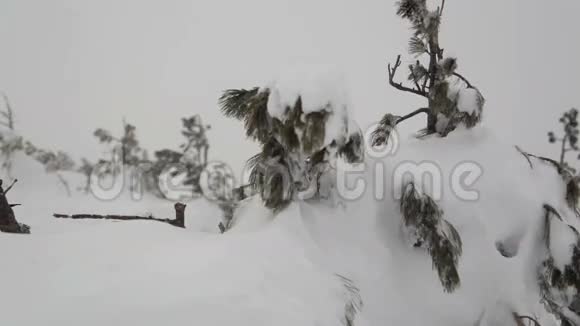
(515, 146), (534, 168)
(560, 135), (569, 166)
(439, 0), (446, 17)
(397, 107), (430, 125)
(515, 147), (564, 173)
(453, 72), (475, 89)
(4, 179), (17, 194)
(388, 55), (428, 98)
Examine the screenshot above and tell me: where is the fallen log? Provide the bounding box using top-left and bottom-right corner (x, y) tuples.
(54, 202), (186, 228)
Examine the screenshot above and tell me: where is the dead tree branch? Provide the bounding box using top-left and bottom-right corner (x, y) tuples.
(439, 0), (446, 17)
(54, 202), (186, 228)
(4, 178), (17, 194)
(0, 179), (30, 234)
(515, 146), (534, 168)
(515, 147), (563, 173)
(388, 55), (428, 98)
(397, 107), (430, 125)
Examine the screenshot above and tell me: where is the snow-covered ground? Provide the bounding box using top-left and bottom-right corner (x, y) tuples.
(0, 126), (573, 326)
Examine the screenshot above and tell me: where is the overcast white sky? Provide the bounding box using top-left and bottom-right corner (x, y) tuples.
(0, 0), (579, 174)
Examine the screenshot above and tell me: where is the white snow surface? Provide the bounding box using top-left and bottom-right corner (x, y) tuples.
(1, 127), (576, 326)
(549, 214), (578, 271)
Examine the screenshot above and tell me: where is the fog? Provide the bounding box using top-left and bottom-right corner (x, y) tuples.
(0, 0), (578, 174)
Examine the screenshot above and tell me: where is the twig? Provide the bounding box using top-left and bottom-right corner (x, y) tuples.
(515, 146), (534, 168)
(9, 204), (21, 208)
(453, 72), (475, 89)
(514, 147), (563, 173)
(388, 55), (428, 98)
(4, 179), (17, 194)
(560, 135), (569, 166)
(439, 0), (446, 17)
(544, 203), (563, 222)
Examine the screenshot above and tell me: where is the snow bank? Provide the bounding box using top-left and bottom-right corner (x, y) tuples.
(0, 126), (573, 325)
(225, 126), (572, 325)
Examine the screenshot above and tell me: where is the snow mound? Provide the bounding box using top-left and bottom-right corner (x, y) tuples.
(232, 126), (573, 325)
(0, 127), (574, 326)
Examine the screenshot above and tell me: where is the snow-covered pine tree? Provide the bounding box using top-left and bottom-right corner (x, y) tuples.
(77, 158), (94, 193)
(537, 204), (580, 325)
(547, 108), (580, 213)
(119, 122), (142, 166)
(94, 120), (144, 167)
(148, 115), (212, 199)
(548, 108), (580, 170)
(219, 77), (364, 212)
(400, 181), (462, 292)
(179, 115), (210, 193)
(372, 0), (484, 146)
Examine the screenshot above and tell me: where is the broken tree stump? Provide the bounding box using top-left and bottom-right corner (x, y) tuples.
(53, 202), (186, 229)
(0, 179), (30, 234)
(173, 202), (186, 228)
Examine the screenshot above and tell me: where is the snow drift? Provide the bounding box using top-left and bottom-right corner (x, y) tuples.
(0, 125), (573, 326)
(0, 66), (575, 326)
